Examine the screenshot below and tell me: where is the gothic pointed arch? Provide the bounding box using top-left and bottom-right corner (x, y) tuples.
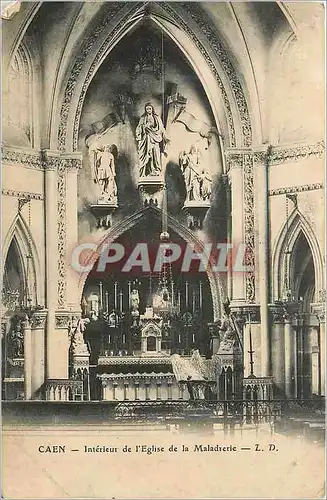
(272, 208), (323, 302)
(52, 1), (254, 153)
(2, 213), (42, 308)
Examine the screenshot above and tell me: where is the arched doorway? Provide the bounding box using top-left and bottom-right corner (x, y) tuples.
(290, 231), (320, 398)
(1, 238), (26, 400)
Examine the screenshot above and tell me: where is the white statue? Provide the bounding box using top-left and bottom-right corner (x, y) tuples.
(179, 145), (212, 202)
(71, 318), (90, 356)
(91, 144), (118, 203)
(135, 103), (169, 177)
(218, 313), (236, 352)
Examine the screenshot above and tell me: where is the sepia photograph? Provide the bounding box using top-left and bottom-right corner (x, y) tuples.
(1, 1), (325, 498)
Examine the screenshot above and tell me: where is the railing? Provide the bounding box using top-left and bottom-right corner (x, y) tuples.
(43, 379), (84, 401)
(113, 399), (284, 424)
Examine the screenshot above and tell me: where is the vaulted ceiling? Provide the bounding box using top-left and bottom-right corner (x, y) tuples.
(2, 1), (324, 149)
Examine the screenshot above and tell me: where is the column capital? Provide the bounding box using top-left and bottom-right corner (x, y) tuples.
(230, 304), (260, 324)
(42, 150), (83, 171)
(311, 302), (325, 323)
(55, 312), (71, 329)
(30, 310), (48, 329)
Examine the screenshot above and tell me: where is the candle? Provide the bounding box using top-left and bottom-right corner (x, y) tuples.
(119, 290), (123, 312)
(192, 290), (195, 314)
(199, 281), (203, 311)
(178, 290), (181, 311)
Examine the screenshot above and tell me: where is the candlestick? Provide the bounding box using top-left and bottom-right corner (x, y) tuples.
(185, 281), (189, 310)
(99, 282), (103, 312)
(128, 281), (131, 309)
(105, 291), (109, 314)
(114, 282), (118, 309)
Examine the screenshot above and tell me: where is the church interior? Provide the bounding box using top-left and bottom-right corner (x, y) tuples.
(1, 2), (325, 416)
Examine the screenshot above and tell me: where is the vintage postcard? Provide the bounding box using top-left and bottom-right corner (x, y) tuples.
(1, 1), (325, 498)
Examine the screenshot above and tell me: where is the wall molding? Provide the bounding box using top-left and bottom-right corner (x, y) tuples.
(269, 183), (324, 196)
(2, 189), (44, 200)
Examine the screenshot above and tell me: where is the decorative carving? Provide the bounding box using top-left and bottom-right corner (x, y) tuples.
(269, 141), (324, 165)
(56, 3), (241, 151)
(9, 321), (24, 358)
(55, 314), (70, 329)
(1, 148), (43, 169)
(269, 305), (285, 323)
(30, 312), (47, 329)
(71, 318), (90, 356)
(2, 189), (43, 200)
(241, 305), (261, 323)
(225, 153), (243, 171)
(98, 355), (172, 366)
(57, 160), (66, 308)
(129, 38), (162, 79)
(243, 153), (255, 302)
(176, 3), (252, 147)
(57, 3), (141, 151)
(269, 183), (324, 196)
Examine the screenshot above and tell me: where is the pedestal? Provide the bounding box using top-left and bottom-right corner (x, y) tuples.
(23, 318), (32, 400)
(138, 176), (165, 207)
(182, 201), (210, 230)
(90, 202), (118, 229)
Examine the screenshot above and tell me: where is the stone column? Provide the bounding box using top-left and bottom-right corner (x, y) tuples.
(134, 382), (139, 401)
(113, 382), (118, 400)
(319, 317), (325, 396)
(242, 307), (260, 377)
(284, 314), (293, 398)
(156, 381), (162, 400)
(145, 382), (150, 400)
(254, 151), (270, 377)
(291, 320), (298, 398)
(44, 151), (58, 379)
(31, 311), (47, 398)
(53, 313), (70, 379)
(63, 153), (82, 309)
(297, 315), (305, 398)
(229, 158), (245, 301)
(123, 382), (129, 400)
(23, 317), (32, 400)
(270, 306), (285, 395)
